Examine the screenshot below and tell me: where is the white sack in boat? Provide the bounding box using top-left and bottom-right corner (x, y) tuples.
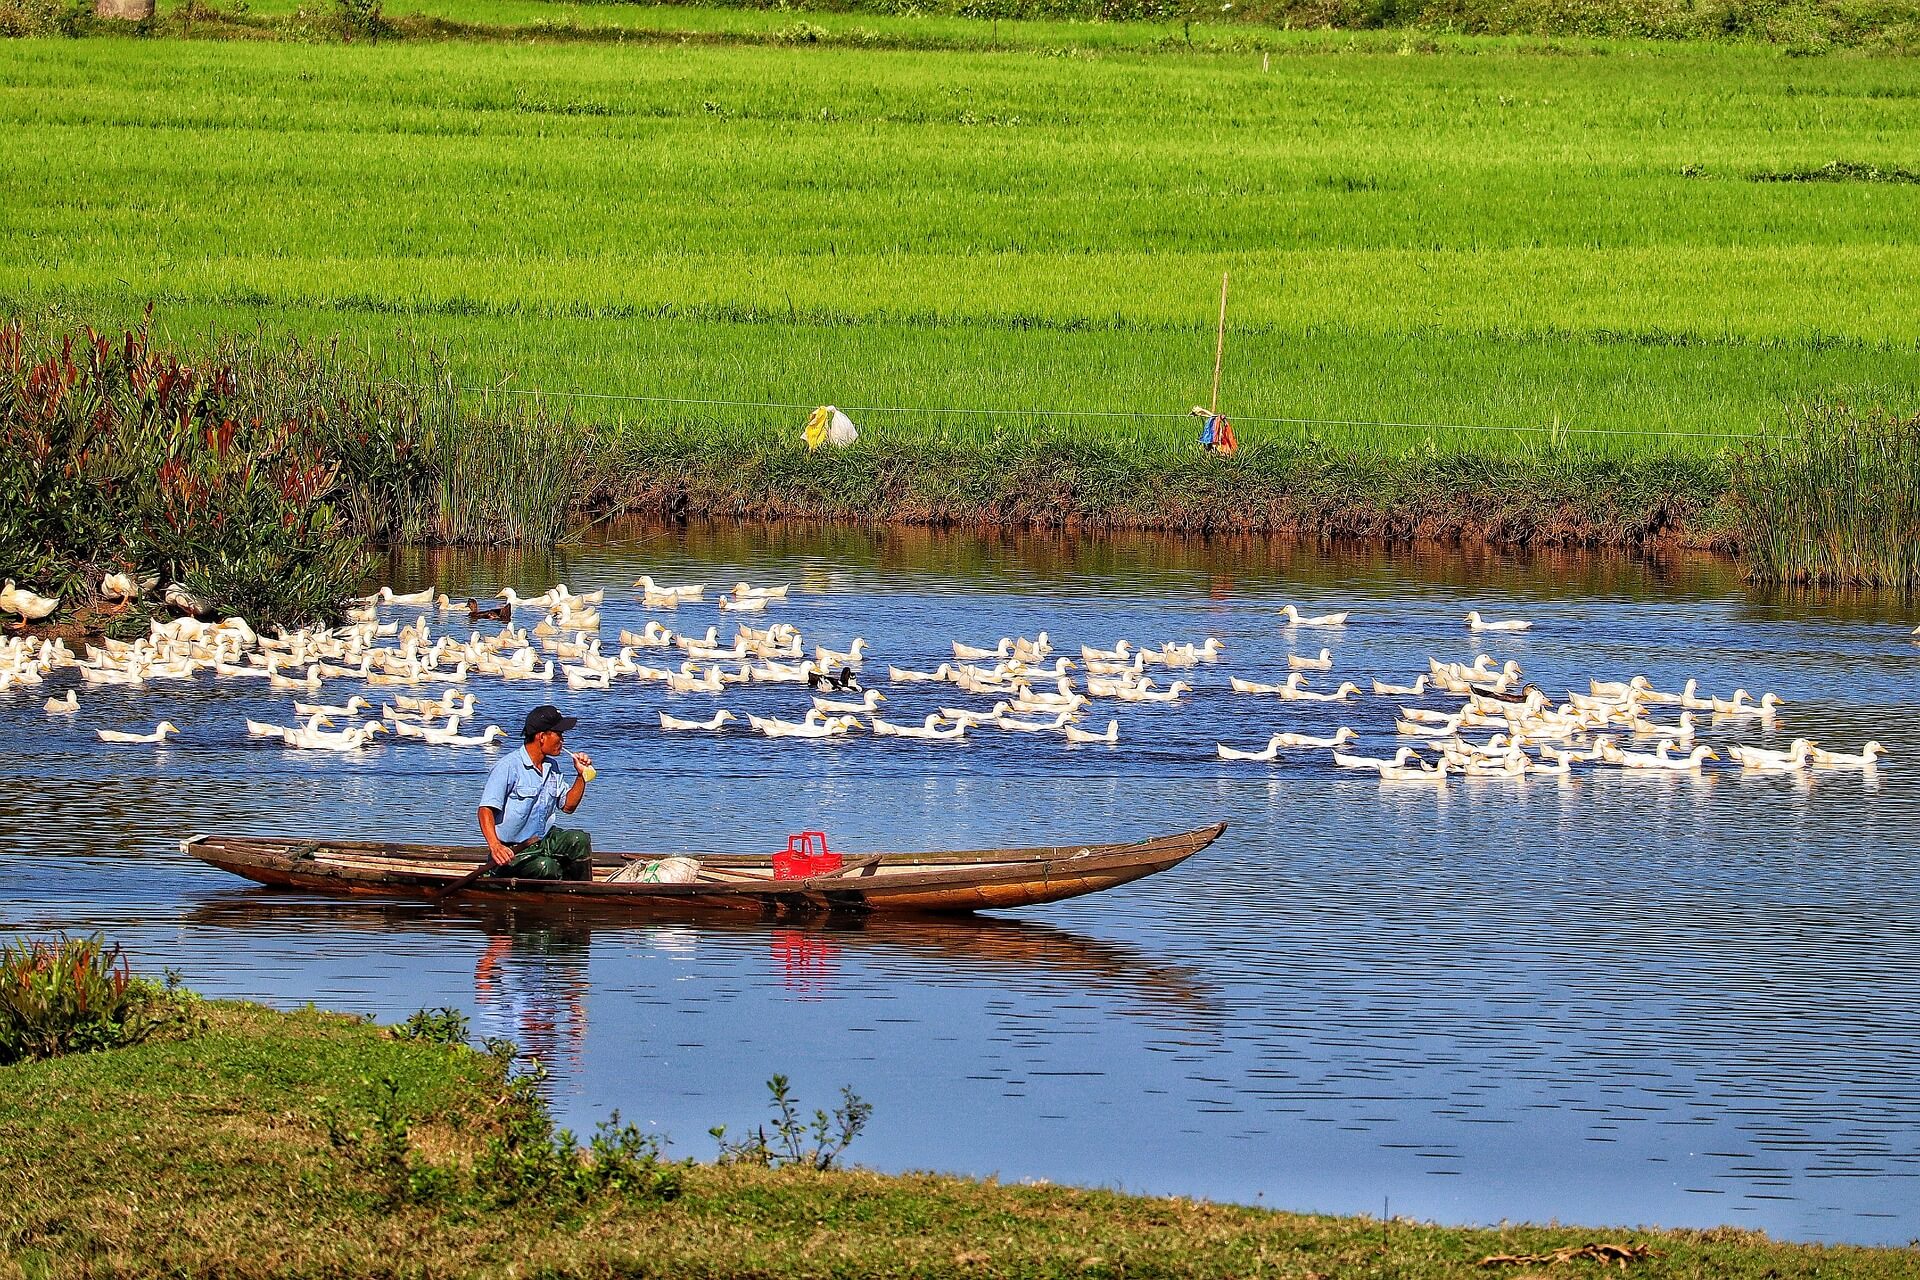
(607, 856), (702, 884)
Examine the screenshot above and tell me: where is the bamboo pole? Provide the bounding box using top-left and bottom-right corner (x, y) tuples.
(1210, 270), (1229, 417)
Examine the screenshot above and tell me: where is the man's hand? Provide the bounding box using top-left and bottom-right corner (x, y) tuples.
(478, 806), (514, 867)
(569, 750), (594, 777)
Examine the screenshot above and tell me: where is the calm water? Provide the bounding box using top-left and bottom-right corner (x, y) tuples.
(6, 524), (1919, 1247)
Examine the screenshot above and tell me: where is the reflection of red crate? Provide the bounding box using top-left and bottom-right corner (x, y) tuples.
(773, 831), (842, 880)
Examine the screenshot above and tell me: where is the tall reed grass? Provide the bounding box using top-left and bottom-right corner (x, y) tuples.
(0, 316), (585, 626)
(1732, 407), (1920, 588)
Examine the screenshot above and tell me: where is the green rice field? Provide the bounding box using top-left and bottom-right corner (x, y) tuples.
(4, 10), (1919, 458)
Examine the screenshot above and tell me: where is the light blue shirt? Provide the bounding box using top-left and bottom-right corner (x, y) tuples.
(479, 746), (567, 845)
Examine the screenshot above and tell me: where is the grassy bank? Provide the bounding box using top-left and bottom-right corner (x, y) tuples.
(14, 0), (1920, 49)
(604, 424), (1735, 546)
(3, 996), (1914, 1277)
(2, 21), (1917, 461)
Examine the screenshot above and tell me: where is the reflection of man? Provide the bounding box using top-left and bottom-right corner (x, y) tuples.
(474, 923), (590, 1072)
(477, 705), (594, 881)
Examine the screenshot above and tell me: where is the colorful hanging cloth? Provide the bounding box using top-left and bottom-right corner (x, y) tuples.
(1198, 413), (1237, 456)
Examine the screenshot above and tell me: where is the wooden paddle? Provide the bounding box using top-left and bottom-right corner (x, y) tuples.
(432, 857), (500, 899)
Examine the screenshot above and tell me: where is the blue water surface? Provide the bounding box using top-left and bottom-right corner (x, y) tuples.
(4, 524), (1918, 1246)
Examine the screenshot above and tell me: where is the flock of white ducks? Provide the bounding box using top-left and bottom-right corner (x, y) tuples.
(0, 578), (1895, 785)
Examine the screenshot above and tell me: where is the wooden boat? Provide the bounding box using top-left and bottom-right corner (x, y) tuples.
(180, 822), (1226, 917)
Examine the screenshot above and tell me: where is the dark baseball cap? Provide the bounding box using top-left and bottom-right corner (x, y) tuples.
(522, 705), (579, 739)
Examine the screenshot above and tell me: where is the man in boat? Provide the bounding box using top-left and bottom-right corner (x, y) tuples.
(477, 705), (595, 881)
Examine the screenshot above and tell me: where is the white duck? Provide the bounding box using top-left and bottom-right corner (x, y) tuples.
(395, 690), (475, 716)
(719, 595), (767, 614)
(43, 689), (78, 715)
(729, 581), (790, 599)
(1380, 757), (1451, 783)
(953, 639), (1012, 662)
(290, 721), (387, 751)
(429, 723), (505, 748)
(1637, 678), (1698, 707)
(1617, 742), (1719, 771)
(1151, 638), (1225, 667)
(1229, 673), (1305, 696)
(98, 721), (180, 744)
(1466, 611), (1532, 632)
(1079, 641), (1133, 663)
(1333, 746), (1422, 773)
(100, 571), (139, 602)
(816, 639), (870, 667)
(751, 711), (861, 739)
(1397, 714), (1465, 738)
(1288, 648), (1334, 671)
(1714, 691), (1785, 719)
(660, 709), (738, 731)
(565, 665), (612, 691)
(938, 702), (1012, 729)
(993, 709), (1076, 733)
(1279, 604), (1349, 627)
(620, 622), (678, 648)
(633, 576), (705, 600)
(1114, 680), (1191, 704)
(1630, 710), (1699, 741)
(1728, 738), (1816, 769)
(1010, 632), (1052, 661)
(1372, 675), (1427, 696)
(666, 665), (724, 694)
(889, 663), (957, 684)
(813, 689), (886, 714)
(267, 662), (324, 691)
(1062, 719), (1119, 745)
(1217, 730), (1311, 761)
(872, 714), (967, 741)
(294, 696), (370, 719)
(1288, 680), (1362, 704)
(1, 580), (59, 622)
(1809, 741), (1888, 767)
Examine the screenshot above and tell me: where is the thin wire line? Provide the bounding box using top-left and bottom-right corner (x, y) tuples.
(451, 384), (1779, 441)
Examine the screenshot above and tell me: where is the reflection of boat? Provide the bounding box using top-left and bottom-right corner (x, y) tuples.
(181, 823), (1226, 916)
(182, 895), (1215, 1018)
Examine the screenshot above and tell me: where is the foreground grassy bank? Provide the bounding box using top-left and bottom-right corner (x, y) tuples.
(3, 997), (1913, 1278)
(3, 21), (1918, 462)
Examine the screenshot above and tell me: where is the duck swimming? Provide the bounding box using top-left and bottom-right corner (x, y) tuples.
(660, 710), (738, 731)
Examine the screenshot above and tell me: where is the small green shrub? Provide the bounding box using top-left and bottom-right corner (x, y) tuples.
(327, 1045), (684, 1211)
(393, 1007), (470, 1046)
(711, 1074), (874, 1171)
(334, 0), (387, 41)
(0, 935), (197, 1066)
(325, 1074), (460, 1206)
(0, 0), (88, 37)
(475, 1056), (684, 1206)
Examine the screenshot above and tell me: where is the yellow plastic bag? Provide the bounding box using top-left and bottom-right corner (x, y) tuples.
(804, 406), (832, 451)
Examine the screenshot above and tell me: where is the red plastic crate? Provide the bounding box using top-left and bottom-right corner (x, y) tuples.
(772, 831), (842, 880)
